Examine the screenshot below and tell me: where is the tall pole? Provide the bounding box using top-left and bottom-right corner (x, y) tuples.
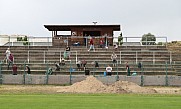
(165, 61), (168, 86)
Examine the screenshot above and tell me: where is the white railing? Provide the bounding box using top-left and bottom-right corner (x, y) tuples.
(0, 35), (168, 47)
(27, 50), (77, 64)
(119, 51), (172, 64)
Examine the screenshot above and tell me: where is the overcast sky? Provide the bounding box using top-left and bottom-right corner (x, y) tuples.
(0, 0), (181, 41)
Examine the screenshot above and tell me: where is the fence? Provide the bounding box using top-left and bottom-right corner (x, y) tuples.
(0, 60), (177, 86)
(0, 35), (168, 47)
(26, 50), (78, 64)
(119, 51), (172, 64)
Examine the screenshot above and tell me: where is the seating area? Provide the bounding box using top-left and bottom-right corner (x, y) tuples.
(0, 45), (180, 75)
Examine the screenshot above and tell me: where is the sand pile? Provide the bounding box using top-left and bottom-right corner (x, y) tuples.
(57, 76), (156, 94)
(112, 81), (156, 94)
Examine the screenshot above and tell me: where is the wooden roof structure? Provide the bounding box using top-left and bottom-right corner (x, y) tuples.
(44, 25), (120, 31)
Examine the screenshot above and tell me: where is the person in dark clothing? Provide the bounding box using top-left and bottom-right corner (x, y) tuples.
(55, 62), (60, 71)
(81, 59), (87, 70)
(95, 61), (99, 68)
(126, 62), (130, 76)
(66, 46), (70, 51)
(26, 65), (31, 74)
(138, 62), (142, 75)
(7, 54), (13, 70)
(12, 64), (17, 75)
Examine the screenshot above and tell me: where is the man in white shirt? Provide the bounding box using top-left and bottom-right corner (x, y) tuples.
(5, 48), (11, 63)
(106, 65), (112, 76)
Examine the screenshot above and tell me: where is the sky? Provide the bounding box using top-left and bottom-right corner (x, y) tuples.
(0, 0), (181, 42)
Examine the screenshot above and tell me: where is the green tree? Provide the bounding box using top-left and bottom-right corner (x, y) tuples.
(17, 36), (30, 45)
(118, 33), (123, 46)
(141, 33), (156, 45)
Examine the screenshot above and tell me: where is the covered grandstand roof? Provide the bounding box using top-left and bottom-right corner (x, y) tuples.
(44, 24), (121, 31)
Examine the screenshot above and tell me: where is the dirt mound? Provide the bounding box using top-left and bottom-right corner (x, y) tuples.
(112, 81), (156, 94)
(57, 76), (126, 93)
(57, 76), (156, 94)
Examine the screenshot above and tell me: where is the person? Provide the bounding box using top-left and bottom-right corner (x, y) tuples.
(60, 58), (65, 66)
(114, 43), (118, 51)
(66, 46), (70, 51)
(12, 64), (17, 75)
(7, 53), (13, 70)
(88, 37), (95, 51)
(111, 52), (117, 67)
(81, 59), (87, 70)
(138, 62), (142, 75)
(63, 50), (69, 60)
(5, 48), (11, 63)
(95, 61), (99, 69)
(106, 65), (112, 76)
(76, 60), (82, 71)
(54, 62), (60, 71)
(99, 38), (104, 48)
(126, 62), (131, 76)
(26, 65), (31, 74)
(47, 67), (53, 75)
(73, 42), (80, 46)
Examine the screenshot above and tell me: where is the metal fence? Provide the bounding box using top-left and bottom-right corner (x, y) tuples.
(0, 35), (167, 47)
(0, 60), (177, 86)
(119, 51), (173, 64)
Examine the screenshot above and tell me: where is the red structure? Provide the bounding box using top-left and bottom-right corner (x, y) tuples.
(44, 24), (120, 46)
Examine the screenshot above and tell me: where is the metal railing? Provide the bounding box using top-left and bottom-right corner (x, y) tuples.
(120, 51), (172, 64)
(26, 50), (77, 64)
(0, 35), (168, 47)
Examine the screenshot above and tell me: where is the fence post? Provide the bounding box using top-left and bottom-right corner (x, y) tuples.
(0, 61), (2, 84)
(23, 61), (26, 85)
(120, 51), (122, 64)
(76, 51), (77, 63)
(170, 51), (172, 64)
(60, 51), (61, 63)
(116, 61), (119, 81)
(140, 75), (144, 86)
(136, 51), (138, 64)
(153, 51), (155, 64)
(45, 61), (49, 85)
(140, 63), (144, 86)
(44, 51), (46, 64)
(165, 62), (168, 86)
(69, 60), (72, 85)
(27, 51), (29, 63)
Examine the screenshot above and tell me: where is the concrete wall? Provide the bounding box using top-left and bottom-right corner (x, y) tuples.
(1, 74), (181, 86)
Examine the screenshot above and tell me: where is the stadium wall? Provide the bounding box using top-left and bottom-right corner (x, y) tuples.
(1, 75), (181, 86)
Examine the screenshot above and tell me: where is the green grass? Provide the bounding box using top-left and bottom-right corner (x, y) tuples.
(0, 94), (181, 109)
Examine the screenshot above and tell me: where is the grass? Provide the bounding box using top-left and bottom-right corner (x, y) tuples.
(0, 94), (181, 109)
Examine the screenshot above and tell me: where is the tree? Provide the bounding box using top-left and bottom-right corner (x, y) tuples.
(17, 36), (30, 45)
(141, 33), (156, 45)
(118, 33), (123, 46)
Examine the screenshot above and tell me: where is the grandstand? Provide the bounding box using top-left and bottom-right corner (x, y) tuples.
(0, 24), (180, 80)
(0, 44), (179, 76)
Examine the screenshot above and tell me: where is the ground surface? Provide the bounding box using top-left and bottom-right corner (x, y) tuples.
(0, 76), (181, 94)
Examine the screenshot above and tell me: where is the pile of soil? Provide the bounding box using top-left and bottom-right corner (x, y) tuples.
(57, 76), (156, 94)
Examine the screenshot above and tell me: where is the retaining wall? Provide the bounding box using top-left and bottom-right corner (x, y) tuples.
(1, 75), (181, 86)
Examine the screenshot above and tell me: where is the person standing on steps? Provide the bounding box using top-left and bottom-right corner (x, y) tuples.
(88, 37), (95, 52)
(111, 52), (117, 67)
(5, 48), (11, 63)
